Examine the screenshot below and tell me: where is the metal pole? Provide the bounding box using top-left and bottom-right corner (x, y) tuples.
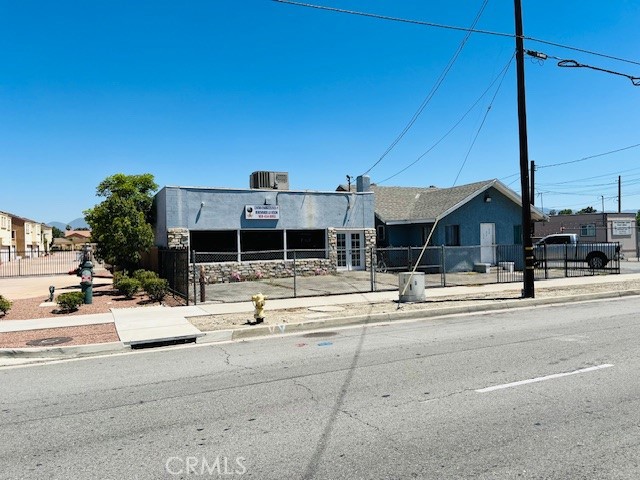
(370, 247), (374, 292)
(514, 0), (535, 298)
(293, 250), (297, 298)
(192, 249), (197, 306)
(441, 245), (446, 287)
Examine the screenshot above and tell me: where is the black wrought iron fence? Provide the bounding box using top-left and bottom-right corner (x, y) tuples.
(157, 242), (623, 304)
(159, 248), (189, 302)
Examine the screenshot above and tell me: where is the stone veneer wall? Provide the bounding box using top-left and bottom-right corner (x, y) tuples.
(194, 258), (335, 284)
(167, 228), (189, 250)
(167, 227), (377, 283)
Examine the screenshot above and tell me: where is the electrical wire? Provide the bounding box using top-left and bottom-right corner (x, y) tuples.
(362, 0), (489, 176)
(537, 143), (640, 169)
(273, 0), (640, 67)
(375, 54), (515, 184)
(526, 50), (640, 86)
(452, 54), (512, 186)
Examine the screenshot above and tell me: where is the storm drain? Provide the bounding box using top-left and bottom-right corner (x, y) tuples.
(26, 336), (73, 347)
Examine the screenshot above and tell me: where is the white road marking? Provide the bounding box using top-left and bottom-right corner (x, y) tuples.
(476, 364), (614, 393)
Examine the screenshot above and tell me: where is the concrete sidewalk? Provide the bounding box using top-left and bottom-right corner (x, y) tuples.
(2, 272), (640, 362)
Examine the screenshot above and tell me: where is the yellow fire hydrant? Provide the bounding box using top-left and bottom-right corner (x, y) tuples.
(251, 293), (267, 324)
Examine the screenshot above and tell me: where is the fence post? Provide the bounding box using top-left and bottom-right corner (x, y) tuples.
(441, 245), (446, 287)
(370, 247), (374, 292)
(199, 266), (206, 303)
(543, 244), (549, 280)
(564, 244), (568, 277)
(293, 250), (297, 298)
(192, 250), (197, 305)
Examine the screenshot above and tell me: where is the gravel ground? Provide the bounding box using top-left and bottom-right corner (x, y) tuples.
(2, 276), (640, 348)
(188, 279), (640, 332)
(0, 323), (119, 348)
(0, 281), (185, 348)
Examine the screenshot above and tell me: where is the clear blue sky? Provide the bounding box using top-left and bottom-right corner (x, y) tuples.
(2, 0), (639, 224)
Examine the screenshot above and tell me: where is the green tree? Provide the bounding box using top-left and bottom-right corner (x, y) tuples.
(636, 209), (640, 226)
(558, 209), (573, 215)
(52, 226), (65, 238)
(84, 173), (158, 272)
(548, 209), (557, 216)
(577, 206), (597, 214)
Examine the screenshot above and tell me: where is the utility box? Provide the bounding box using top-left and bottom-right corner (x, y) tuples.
(398, 272), (425, 302)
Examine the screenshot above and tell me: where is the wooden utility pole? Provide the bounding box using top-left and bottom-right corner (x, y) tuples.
(514, 0), (535, 298)
(530, 160), (535, 206)
(618, 175), (621, 213)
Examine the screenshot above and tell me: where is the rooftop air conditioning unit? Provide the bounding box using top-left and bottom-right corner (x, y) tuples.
(250, 171), (289, 190)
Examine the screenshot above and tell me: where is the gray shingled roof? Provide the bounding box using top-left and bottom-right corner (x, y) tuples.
(372, 179), (544, 223)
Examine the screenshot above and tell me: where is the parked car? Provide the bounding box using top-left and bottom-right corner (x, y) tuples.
(533, 233), (620, 269)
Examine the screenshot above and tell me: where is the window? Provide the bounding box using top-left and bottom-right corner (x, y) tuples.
(580, 224), (596, 237)
(377, 225), (385, 242)
(445, 225), (460, 246)
(0, 216), (6, 229)
(25, 224), (31, 235)
(241, 230), (284, 260)
(286, 230), (325, 250)
(287, 230), (325, 259)
(190, 230), (238, 261)
(513, 225), (522, 245)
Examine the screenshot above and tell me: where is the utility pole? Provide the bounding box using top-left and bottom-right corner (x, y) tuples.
(530, 160), (535, 206)
(618, 175), (621, 213)
(514, 0), (535, 298)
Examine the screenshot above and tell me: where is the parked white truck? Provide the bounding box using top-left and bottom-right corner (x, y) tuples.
(533, 233), (620, 269)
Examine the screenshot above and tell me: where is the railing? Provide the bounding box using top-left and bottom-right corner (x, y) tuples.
(0, 250), (93, 278)
(154, 243), (623, 304)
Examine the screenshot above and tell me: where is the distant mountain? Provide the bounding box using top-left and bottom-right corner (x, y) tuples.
(47, 218), (89, 230)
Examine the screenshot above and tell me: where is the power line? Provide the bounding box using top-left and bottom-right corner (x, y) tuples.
(376, 54), (515, 184)
(536, 143), (640, 169)
(526, 50), (640, 86)
(273, 0), (640, 67)
(362, 0), (489, 176)
(452, 53), (512, 185)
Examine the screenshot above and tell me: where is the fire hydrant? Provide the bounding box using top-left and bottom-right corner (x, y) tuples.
(251, 293), (267, 324)
(78, 260), (94, 304)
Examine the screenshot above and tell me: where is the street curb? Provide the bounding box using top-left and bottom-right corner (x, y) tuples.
(198, 289), (640, 344)
(0, 341), (126, 359)
(3, 289), (640, 358)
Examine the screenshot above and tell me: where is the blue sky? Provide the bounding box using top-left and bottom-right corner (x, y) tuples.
(2, 0), (639, 224)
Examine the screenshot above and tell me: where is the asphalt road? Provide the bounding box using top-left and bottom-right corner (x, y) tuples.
(1, 296), (640, 479)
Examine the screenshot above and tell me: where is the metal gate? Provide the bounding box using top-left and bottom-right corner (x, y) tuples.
(158, 249), (189, 302)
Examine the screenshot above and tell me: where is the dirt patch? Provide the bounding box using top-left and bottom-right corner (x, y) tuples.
(0, 323), (119, 348)
(0, 282), (185, 322)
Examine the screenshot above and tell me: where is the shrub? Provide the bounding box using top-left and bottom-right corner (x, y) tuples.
(0, 295), (12, 315)
(112, 270), (128, 290)
(133, 269), (158, 287)
(117, 277), (141, 299)
(57, 292), (85, 312)
(143, 277), (169, 303)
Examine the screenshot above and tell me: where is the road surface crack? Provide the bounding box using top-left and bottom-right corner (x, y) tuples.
(339, 408), (381, 432)
(218, 346), (255, 372)
(292, 379), (318, 403)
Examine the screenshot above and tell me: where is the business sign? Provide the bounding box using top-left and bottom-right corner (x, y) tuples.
(612, 220), (633, 236)
(245, 205), (279, 220)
